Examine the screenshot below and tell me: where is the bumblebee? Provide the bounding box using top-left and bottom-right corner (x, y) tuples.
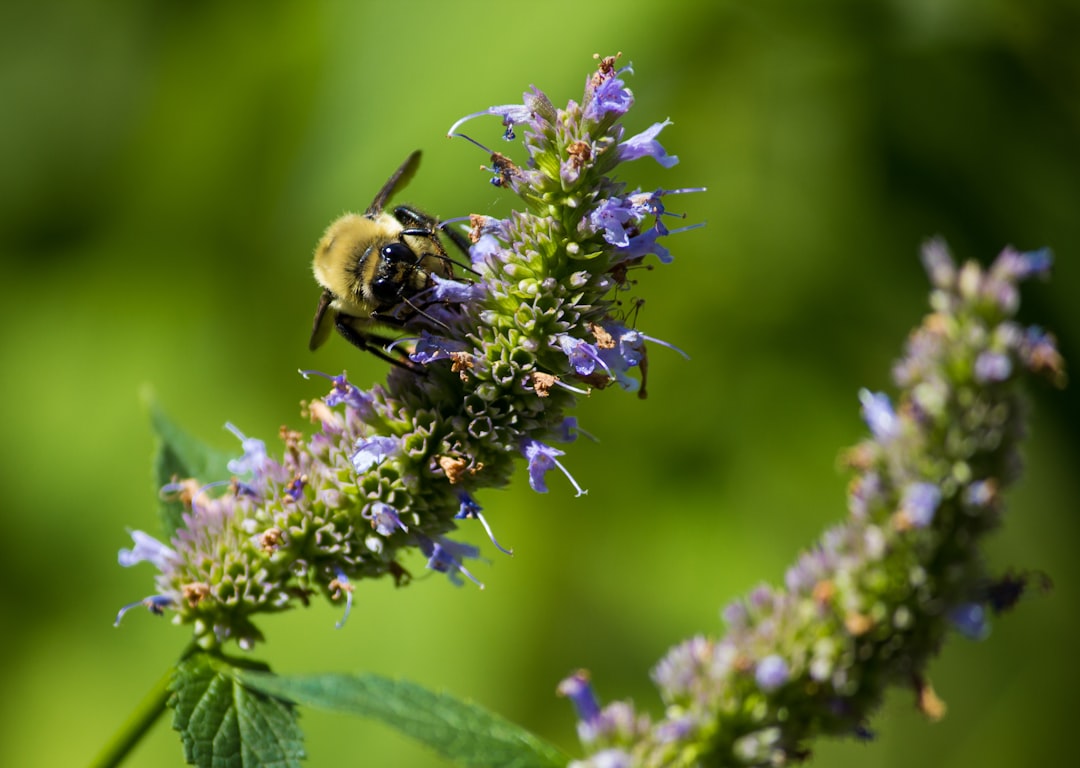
(310, 150), (469, 367)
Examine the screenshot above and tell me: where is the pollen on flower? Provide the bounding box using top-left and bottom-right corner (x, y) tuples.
(160, 477), (200, 508)
(488, 152), (523, 189)
(280, 426), (304, 460)
(182, 582), (211, 607)
(914, 676), (947, 721)
(591, 51), (623, 86)
(438, 455), (469, 484)
(567, 141), (592, 171)
(329, 575), (353, 601)
(590, 323), (615, 349)
(532, 372), (557, 397)
(260, 527), (284, 553)
(811, 579), (835, 606)
(450, 351), (473, 379)
(304, 398), (341, 429)
(844, 612), (874, 636)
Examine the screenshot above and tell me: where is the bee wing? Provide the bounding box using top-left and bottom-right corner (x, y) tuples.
(309, 288), (336, 350)
(366, 150), (421, 216)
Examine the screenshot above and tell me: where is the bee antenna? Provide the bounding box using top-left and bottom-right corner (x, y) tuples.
(451, 132), (494, 154)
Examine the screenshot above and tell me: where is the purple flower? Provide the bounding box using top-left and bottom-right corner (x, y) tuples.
(364, 501), (408, 536)
(1018, 325), (1065, 384)
(455, 491), (482, 519)
(853, 724), (876, 742)
(556, 416), (582, 443)
(556, 334), (608, 376)
(992, 246), (1053, 282)
(948, 602), (990, 640)
(588, 197), (636, 247)
(113, 594), (174, 626)
(331, 569), (354, 629)
(428, 274), (485, 303)
(586, 750), (633, 768)
(587, 189), (704, 251)
(585, 68), (634, 121)
(849, 472), (883, 520)
(656, 717), (697, 744)
(900, 482), (941, 528)
(118, 530), (177, 571)
(286, 475), (306, 501)
(351, 435), (399, 473)
(721, 600), (749, 630)
(618, 119), (679, 167)
(592, 324), (686, 396)
(597, 324), (644, 375)
(300, 369), (376, 414)
(470, 233), (506, 270)
(920, 238), (956, 289)
(410, 332), (468, 365)
(557, 671), (601, 724)
(614, 227), (673, 264)
(963, 479), (997, 508)
(225, 423), (269, 477)
(755, 655), (790, 692)
(858, 389), (899, 441)
(522, 438), (587, 496)
(447, 102), (535, 141)
(974, 351), (1013, 383)
(455, 491), (513, 555)
(417, 535), (484, 588)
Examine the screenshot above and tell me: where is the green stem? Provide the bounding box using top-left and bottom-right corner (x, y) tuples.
(91, 645), (196, 768)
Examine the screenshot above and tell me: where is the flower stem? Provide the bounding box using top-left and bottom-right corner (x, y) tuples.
(91, 645), (195, 768)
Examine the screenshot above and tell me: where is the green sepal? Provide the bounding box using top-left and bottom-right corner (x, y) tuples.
(236, 670), (570, 768)
(148, 399), (233, 537)
(170, 651), (304, 768)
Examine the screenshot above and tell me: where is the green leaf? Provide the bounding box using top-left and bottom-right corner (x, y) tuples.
(148, 399), (233, 536)
(236, 670), (569, 768)
(170, 652), (304, 768)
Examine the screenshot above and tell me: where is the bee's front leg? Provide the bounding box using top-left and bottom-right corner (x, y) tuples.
(334, 315), (423, 374)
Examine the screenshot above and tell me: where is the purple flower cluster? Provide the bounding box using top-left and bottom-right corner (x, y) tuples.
(116, 55), (701, 650)
(561, 242), (1064, 766)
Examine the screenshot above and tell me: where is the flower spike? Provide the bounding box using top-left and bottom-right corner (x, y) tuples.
(117, 54), (699, 650)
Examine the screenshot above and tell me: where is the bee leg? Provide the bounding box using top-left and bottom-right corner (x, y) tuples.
(438, 221), (474, 261)
(394, 205), (477, 272)
(334, 315), (423, 374)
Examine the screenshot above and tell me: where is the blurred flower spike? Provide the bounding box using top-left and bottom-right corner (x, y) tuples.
(563, 241), (1065, 766)
(116, 54), (702, 650)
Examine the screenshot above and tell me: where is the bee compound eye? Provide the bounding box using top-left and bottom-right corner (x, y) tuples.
(381, 242), (415, 264)
(371, 275), (400, 303)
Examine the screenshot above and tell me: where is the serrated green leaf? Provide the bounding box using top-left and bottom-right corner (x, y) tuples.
(236, 670), (569, 768)
(171, 652), (304, 768)
(148, 401), (233, 536)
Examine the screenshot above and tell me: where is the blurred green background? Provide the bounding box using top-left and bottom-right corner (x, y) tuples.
(2, 0), (1077, 766)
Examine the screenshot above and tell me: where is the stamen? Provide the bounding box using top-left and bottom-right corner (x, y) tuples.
(113, 594), (173, 626)
(453, 561), (485, 589)
(553, 379), (591, 395)
(330, 569), (354, 629)
(476, 511), (513, 556)
(456, 492), (512, 555)
(666, 221), (706, 237)
(641, 333), (690, 360)
(553, 455), (588, 498)
(450, 132), (495, 154)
